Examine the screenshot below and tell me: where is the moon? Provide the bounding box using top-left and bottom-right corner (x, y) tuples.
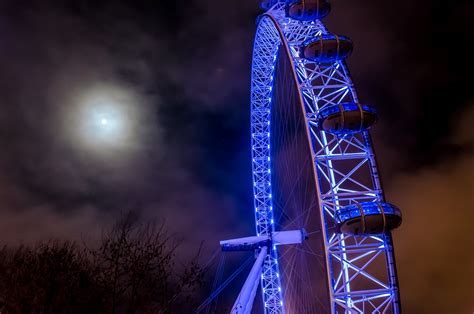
(69, 85), (140, 153)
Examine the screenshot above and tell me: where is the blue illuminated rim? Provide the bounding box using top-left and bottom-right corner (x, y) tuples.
(317, 102), (377, 119)
(335, 202), (402, 223)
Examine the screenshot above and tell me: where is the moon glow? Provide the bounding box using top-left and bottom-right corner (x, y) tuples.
(71, 86), (140, 153)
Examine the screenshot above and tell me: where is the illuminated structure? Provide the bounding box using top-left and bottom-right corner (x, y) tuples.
(218, 1), (403, 313)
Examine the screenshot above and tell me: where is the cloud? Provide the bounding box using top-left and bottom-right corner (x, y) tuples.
(0, 204), (107, 245)
(0, 0), (252, 252)
(386, 105), (474, 313)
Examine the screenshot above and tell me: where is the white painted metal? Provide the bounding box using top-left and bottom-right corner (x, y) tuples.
(220, 236), (268, 248)
(231, 246), (268, 314)
(220, 230), (304, 250)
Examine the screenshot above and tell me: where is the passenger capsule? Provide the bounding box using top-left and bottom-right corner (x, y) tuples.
(286, 0), (331, 21)
(335, 202), (402, 235)
(302, 34), (353, 63)
(317, 102), (377, 134)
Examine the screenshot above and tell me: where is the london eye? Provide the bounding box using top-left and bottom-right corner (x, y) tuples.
(201, 1), (403, 313)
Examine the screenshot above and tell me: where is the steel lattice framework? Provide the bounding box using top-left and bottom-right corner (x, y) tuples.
(249, 4), (401, 313)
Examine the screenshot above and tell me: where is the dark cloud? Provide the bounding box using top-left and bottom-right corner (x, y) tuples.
(0, 0), (253, 255)
(386, 105), (473, 313)
(0, 0), (472, 311)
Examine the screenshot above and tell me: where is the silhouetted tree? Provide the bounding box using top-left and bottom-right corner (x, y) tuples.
(0, 241), (104, 313)
(0, 213), (204, 314)
(90, 213), (204, 313)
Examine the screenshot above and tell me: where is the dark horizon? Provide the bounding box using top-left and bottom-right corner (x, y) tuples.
(0, 0), (472, 312)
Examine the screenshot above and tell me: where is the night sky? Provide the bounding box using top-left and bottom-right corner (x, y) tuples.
(0, 0), (473, 312)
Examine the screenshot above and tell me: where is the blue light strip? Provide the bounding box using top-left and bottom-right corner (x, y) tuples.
(250, 15), (285, 313)
(335, 202), (402, 223)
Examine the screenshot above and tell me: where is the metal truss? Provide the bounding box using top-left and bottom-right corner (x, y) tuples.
(251, 13), (285, 313)
(249, 3), (401, 313)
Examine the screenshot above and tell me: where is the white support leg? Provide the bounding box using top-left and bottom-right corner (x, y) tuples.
(221, 230), (305, 313)
(231, 246), (268, 314)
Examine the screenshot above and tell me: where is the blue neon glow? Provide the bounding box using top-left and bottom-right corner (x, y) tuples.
(302, 33), (351, 46)
(335, 202), (402, 223)
(317, 102), (377, 119)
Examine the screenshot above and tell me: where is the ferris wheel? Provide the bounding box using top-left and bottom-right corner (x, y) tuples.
(202, 1), (403, 313)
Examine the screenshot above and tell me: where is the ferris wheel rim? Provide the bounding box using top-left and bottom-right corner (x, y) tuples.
(250, 12), (335, 312)
(250, 5), (401, 313)
(264, 11), (334, 309)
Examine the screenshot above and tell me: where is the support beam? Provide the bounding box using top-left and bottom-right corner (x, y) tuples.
(232, 246), (268, 314)
(220, 229), (306, 252)
(273, 229), (307, 245)
(220, 235), (269, 252)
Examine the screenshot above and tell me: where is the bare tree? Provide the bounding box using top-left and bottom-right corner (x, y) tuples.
(90, 213), (204, 313)
(0, 213), (204, 314)
(0, 241), (104, 313)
